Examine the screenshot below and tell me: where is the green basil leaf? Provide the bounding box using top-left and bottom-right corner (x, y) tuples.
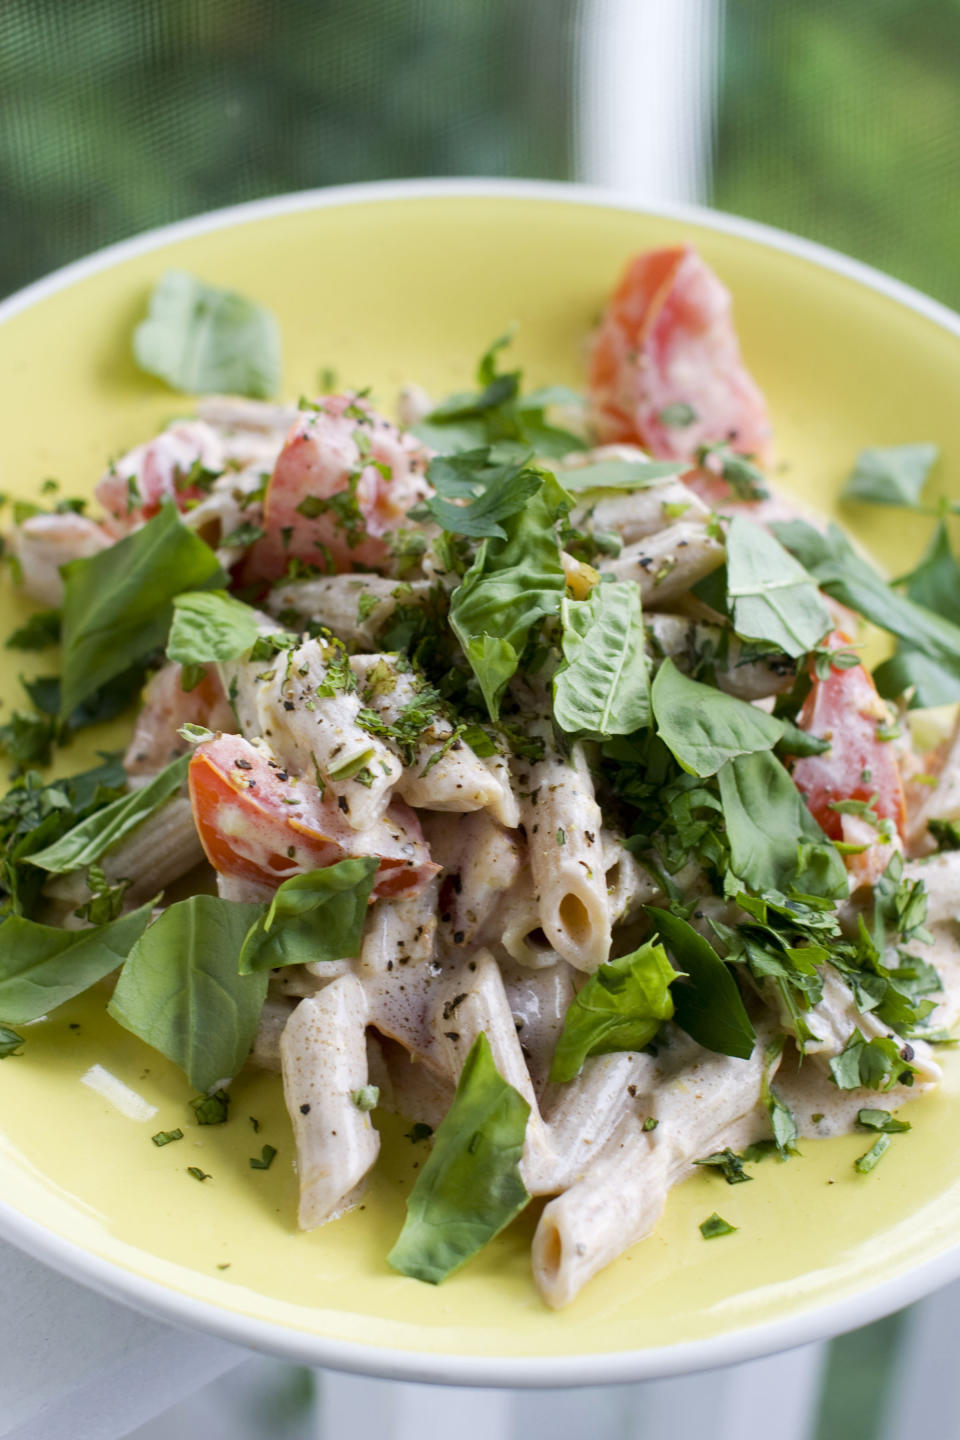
(421, 451), (544, 540)
(700, 1212), (737, 1239)
(553, 582), (650, 739)
(387, 1032), (530, 1284)
(0, 1025), (25, 1057)
(25, 754), (189, 874)
(449, 475), (568, 718)
(717, 751), (849, 900)
(549, 939), (676, 1083)
(237, 857), (379, 973)
(133, 270), (282, 398)
(0, 900), (154, 1024)
(725, 516), (833, 659)
(841, 444), (939, 508)
(559, 458), (688, 491)
(872, 522), (960, 707)
(651, 658), (782, 777)
(60, 505), (226, 716)
(693, 1148), (752, 1184)
(854, 1134), (892, 1173)
(774, 718), (832, 760)
(108, 896), (268, 1090)
(167, 589), (262, 666)
(5, 609), (61, 651)
(646, 906), (756, 1060)
(774, 519), (960, 670)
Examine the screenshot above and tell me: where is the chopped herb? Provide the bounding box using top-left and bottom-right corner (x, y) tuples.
(700, 1212), (737, 1239)
(642, 1116), (658, 1132)
(249, 1144), (278, 1170)
(854, 1134), (892, 1173)
(190, 1089), (231, 1125)
(353, 1085), (380, 1111)
(220, 522), (266, 548)
(151, 1129), (184, 1147)
(694, 1148), (753, 1185)
(187, 1166), (211, 1182)
(356, 591), (381, 624)
(856, 1108), (911, 1134)
(659, 403), (697, 427)
(249, 1116), (261, 1133)
(5, 609), (61, 651)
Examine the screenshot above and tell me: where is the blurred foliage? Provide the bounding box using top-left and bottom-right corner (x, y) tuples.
(1, 0), (958, 314)
(0, 0), (575, 298)
(715, 0), (960, 309)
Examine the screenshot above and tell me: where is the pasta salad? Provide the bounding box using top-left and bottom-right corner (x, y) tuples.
(2, 247), (960, 1309)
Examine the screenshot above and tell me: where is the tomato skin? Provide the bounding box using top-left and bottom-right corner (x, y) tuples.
(188, 734), (438, 899)
(242, 395), (431, 583)
(791, 641), (905, 843)
(588, 246), (772, 467)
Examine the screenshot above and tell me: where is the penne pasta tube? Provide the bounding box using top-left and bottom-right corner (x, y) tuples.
(220, 637), (402, 830)
(599, 522), (725, 608)
(429, 950), (556, 1185)
(569, 480), (709, 546)
(532, 1030), (770, 1307)
(520, 737), (611, 973)
(280, 976), (380, 1228)
(646, 613), (796, 701)
(250, 994), (297, 1073)
(266, 575), (434, 651)
(421, 810), (522, 953)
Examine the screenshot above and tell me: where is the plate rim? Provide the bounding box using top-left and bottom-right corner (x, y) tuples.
(3, 175), (960, 1388)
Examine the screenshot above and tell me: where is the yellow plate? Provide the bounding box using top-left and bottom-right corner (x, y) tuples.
(2, 181), (959, 1385)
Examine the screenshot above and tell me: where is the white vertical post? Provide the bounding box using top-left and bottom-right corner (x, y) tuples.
(574, 0), (722, 204)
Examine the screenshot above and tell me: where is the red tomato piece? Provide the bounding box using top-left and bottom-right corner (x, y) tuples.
(242, 394), (431, 583)
(791, 639), (905, 843)
(588, 246), (773, 468)
(188, 733), (438, 900)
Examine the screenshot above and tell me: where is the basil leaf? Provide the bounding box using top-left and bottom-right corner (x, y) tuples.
(775, 719), (831, 760)
(775, 519), (960, 671)
(553, 582), (650, 739)
(0, 1025), (25, 1057)
(23, 663), (149, 734)
(387, 1032), (530, 1284)
(694, 1148), (752, 1184)
(237, 858), (379, 973)
(0, 901), (154, 1024)
(872, 522), (960, 707)
(725, 516), (833, 659)
(828, 1030), (915, 1092)
(5, 609), (61, 650)
(449, 475), (568, 718)
(133, 270), (282, 398)
(108, 896), (268, 1090)
(550, 939), (676, 1083)
(651, 658), (782, 777)
(25, 754), (189, 873)
(854, 1134), (891, 1173)
(421, 451), (544, 540)
(646, 906), (756, 1060)
(167, 589), (262, 666)
(559, 459), (687, 492)
(700, 1213), (737, 1239)
(841, 444), (939, 508)
(60, 505), (226, 716)
(761, 1038), (799, 1157)
(717, 751), (849, 900)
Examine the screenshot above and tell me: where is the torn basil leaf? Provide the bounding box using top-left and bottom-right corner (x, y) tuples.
(700, 1212), (737, 1239)
(553, 581), (650, 740)
(0, 900), (154, 1024)
(717, 750), (848, 901)
(237, 857), (379, 973)
(651, 659), (782, 776)
(854, 1134), (891, 1173)
(388, 1032), (530, 1284)
(167, 590), (263, 667)
(25, 753), (189, 874)
(841, 444), (939, 508)
(134, 270), (282, 398)
(59, 504), (225, 716)
(725, 516), (832, 659)
(693, 1148), (752, 1184)
(550, 939), (676, 1083)
(872, 521), (960, 708)
(5, 609), (61, 651)
(857, 1107), (911, 1134)
(0, 1025), (25, 1057)
(108, 896), (268, 1091)
(449, 474), (567, 719)
(646, 906), (756, 1060)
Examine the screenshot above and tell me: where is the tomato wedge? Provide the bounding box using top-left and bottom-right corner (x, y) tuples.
(242, 395), (431, 582)
(188, 733), (438, 900)
(588, 245), (772, 467)
(790, 638), (906, 844)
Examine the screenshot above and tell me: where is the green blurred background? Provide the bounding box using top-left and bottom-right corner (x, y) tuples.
(1, 0), (958, 307)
